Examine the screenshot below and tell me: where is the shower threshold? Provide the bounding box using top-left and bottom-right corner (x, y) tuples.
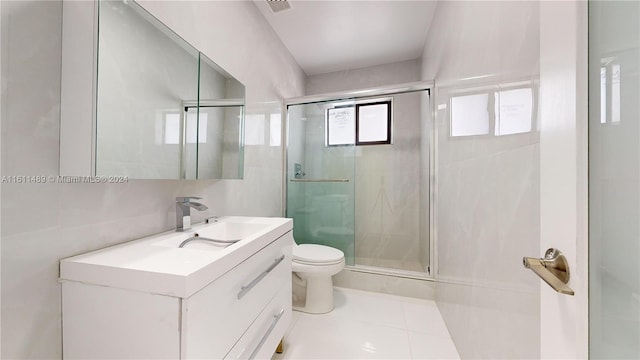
(346, 264), (433, 281)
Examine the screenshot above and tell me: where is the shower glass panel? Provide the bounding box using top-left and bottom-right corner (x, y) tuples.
(286, 101), (356, 265)
(286, 89), (430, 273)
(353, 91), (428, 273)
(589, 1), (640, 358)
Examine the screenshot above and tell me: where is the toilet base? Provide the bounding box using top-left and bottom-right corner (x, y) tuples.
(292, 274), (335, 314)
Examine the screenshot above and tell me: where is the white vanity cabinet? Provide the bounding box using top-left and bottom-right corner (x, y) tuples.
(181, 233), (292, 359)
(61, 217), (292, 360)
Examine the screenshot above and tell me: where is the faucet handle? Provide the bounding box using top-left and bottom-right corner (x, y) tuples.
(176, 196), (202, 203)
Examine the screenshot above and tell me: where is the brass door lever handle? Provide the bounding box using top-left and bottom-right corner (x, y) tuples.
(523, 248), (574, 296)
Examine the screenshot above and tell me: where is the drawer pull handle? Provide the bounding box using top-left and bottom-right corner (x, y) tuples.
(248, 308), (285, 360)
(238, 255), (285, 300)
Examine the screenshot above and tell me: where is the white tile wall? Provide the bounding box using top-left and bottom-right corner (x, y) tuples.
(0, 1), (304, 358)
(305, 59), (421, 95)
(421, 1), (541, 358)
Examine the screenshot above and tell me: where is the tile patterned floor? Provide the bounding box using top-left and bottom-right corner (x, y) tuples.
(273, 287), (460, 360)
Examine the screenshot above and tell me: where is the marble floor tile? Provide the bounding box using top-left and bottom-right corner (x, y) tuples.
(329, 287), (407, 330)
(401, 298), (450, 337)
(407, 331), (460, 360)
(273, 287), (459, 360)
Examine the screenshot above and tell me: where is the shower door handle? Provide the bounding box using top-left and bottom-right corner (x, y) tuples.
(289, 179), (350, 183)
(523, 248), (574, 296)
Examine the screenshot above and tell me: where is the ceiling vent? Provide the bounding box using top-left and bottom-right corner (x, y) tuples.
(266, 0), (291, 13)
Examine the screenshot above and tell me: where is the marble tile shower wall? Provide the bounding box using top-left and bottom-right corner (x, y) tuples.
(0, 1), (305, 358)
(305, 60), (427, 271)
(353, 91), (422, 268)
(421, 1), (541, 359)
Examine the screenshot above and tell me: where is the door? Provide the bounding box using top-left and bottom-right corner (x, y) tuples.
(540, 1), (640, 358)
(539, 1), (589, 358)
(285, 100), (357, 265)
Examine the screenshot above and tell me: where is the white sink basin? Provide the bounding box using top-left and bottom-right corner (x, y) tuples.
(59, 216), (293, 298)
(193, 221), (269, 242)
(151, 233), (228, 252)
(152, 222), (270, 251)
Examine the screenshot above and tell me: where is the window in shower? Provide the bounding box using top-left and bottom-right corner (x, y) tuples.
(356, 101), (392, 145)
(327, 106), (356, 146)
(326, 99), (392, 146)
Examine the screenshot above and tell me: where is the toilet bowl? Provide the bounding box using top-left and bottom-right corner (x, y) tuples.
(292, 243), (345, 314)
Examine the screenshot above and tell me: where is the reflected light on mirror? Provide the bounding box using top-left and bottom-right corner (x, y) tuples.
(600, 62), (622, 125)
(270, 113), (281, 146)
(186, 112), (207, 144)
(362, 341), (377, 354)
(601, 66), (607, 124)
(245, 114), (266, 145)
(612, 63), (621, 123)
(164, 113), (180, 145)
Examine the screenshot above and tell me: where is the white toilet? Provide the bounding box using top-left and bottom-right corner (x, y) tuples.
(291, 243), (345, 314)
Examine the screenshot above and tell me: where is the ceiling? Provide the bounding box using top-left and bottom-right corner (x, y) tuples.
(254, 0), (438, 76)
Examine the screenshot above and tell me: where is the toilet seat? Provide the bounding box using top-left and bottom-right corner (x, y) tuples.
(293, 244), (344, 265)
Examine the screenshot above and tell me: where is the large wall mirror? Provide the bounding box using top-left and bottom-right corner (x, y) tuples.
(61, 0), (245, 179)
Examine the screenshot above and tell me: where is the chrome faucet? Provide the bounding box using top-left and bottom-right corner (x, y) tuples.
(176, 197), (208, 232)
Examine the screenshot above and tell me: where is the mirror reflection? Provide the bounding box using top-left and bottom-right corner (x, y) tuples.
(96, 0), (244, 179)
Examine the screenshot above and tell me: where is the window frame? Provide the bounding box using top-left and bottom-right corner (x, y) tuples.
(355, 100), (392, 145)
(324, 98), (393, 147)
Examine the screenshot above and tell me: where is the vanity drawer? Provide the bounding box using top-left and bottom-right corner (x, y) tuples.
(181, 231), (292, 359)
(224, 287), (292, 360)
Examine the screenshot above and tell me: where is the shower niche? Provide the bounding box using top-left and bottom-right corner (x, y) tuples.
(60, 0), (245, 180)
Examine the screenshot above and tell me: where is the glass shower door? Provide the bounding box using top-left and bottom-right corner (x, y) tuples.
(286, 101), (356, 265)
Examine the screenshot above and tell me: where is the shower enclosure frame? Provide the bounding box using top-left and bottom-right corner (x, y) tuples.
(282, 80), (437, 280)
